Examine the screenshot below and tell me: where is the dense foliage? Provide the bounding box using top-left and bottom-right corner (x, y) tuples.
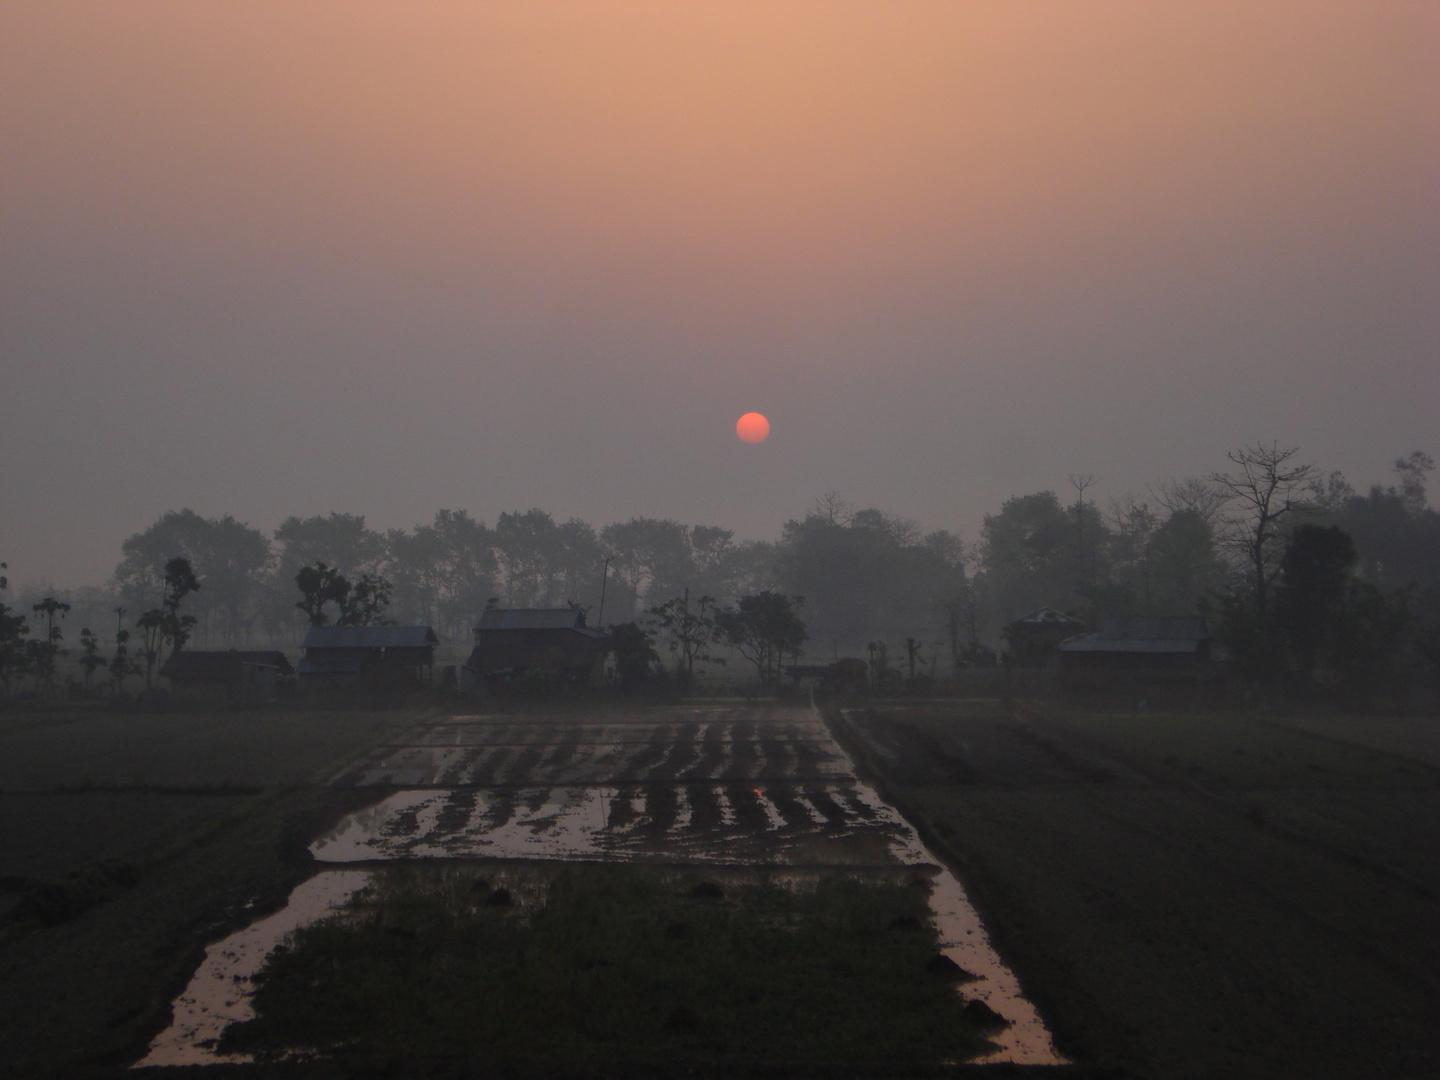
(5, 446), (1438, 703)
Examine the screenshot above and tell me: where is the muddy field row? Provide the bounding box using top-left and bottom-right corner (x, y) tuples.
(338, 716), (849, 787)
(404, 714), (830, 746)
(837, 706), (1440, 1080)
(325, 710), (909, 864)
(312, 781), (922, 865)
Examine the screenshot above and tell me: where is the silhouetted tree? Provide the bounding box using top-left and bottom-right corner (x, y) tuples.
(717, 592), (808, 685)
(1147, 508), (1225, 615)
(1219, 523), (1416, 706)
(607, 621), (660, 692)
(390, 510), (497, 635)
(866, 640), (899, 693)
(601, 517), (696, 617)
(161, 557), (200, 653)
(28, 597), (71, 694)
(494, 509), (565, 607)
(1209, 442), (1315, 617)
(77, 627), (105, 687)
(295, 562), (351, 627)
(778, 506), (963, 653)
(1393, 450), (1434, 511)
(689, 525), (739, 597)
(0, 564), (31, 696)
(904, 636), (924, 685)
(271, 513), (387, 634)
(1315, 452), (1440, 591)
(136, 610), (165, 688)
(1414, 587), (1440, 701)
(551, 518), (608, 613)
(648, 590), (724, 687)
(981, 492), (1095, 621)
(1152, 476), (1227, 527)
(1273, 525), (1357, 689)
(136, 557), (200, 685)
(109, 607), (139, 693)
(338, 573), (395, 627)
(274, 513), (387, 579)
(1334, 581), (1413, 708)
(1068, 473), (1100, 587)
(1104, 496), (1159, 607)
(116, 510), (268, 644)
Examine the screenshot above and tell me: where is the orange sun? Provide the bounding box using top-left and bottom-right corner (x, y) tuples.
(736, 412), (770, 444)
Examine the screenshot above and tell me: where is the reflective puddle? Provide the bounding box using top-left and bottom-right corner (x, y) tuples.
(310, 781), (912, 866)
(135, 870), (370, 1068)
(926, 868), (1066, 1065)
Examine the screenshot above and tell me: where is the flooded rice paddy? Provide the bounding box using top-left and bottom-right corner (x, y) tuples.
(143, 705), (1065, 1067)
(334, 712), (853, 787)
(311, 783), (911, 865)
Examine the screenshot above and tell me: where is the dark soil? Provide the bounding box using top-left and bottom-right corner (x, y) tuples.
(830, 704), (1440, 1080)
(0, 704), (423, 1079)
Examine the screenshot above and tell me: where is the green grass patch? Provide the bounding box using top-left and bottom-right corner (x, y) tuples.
(222, 864), (990, 1065)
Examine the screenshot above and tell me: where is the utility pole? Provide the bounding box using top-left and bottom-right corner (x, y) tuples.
(597, 556), (611, 628)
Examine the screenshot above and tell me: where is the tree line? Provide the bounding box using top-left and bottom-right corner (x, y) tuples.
(3, 444), (1437, 703)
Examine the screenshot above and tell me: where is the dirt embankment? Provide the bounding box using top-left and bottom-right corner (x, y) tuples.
(829, 705), (1440, 1080)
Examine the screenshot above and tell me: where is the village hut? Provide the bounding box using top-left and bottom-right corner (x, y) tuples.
(298, 625), (439, 687)
(1058, 615), (1227, 706)
(462, 608), (607, 692)
(160, 650), (295, 698)
(1001, 607), (1088, 666)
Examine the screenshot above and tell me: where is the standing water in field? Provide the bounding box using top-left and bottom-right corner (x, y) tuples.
(877, 810), (1067, 1065)
(141, 706), (1065, 1067)
(923, 866), (1067, 1065)
(134, 870), (370, 1068)
(305, 780), (1065, 1065)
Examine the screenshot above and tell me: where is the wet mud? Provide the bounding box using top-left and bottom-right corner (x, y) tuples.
(838, 705), (1440, 1080)
(147, 704), (1066, 1068)
(310, 782), (917, 865)
(336, 712), (850, 787)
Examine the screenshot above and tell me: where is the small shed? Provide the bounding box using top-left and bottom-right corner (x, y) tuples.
(1059, 615), (1226, 705)
(160, 650), (295, 693)
(463, 608), (607, 691)
(1002, 607), (1088, 667)
(299, 625), (439, 685)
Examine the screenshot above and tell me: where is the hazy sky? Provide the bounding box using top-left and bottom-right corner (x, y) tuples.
(3, 2), (1437, 587)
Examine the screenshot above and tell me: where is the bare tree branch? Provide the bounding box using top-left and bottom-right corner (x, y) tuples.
(1208, 442), (1315, 616)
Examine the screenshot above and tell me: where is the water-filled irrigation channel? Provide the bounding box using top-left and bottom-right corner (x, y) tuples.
(138, 706), (1065, 1067)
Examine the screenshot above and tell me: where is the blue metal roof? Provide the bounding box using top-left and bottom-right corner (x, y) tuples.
(1097, 616), (1207, 642)
(1061, 616), (1210, 654)
(475, 608), (590, 632)
(302, 625), (439, 649)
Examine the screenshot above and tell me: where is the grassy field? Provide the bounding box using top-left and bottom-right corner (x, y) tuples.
(833, 704), (1440, 1080)
(221, 863), (992, 1066)
(0, 702), (423, 1078)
